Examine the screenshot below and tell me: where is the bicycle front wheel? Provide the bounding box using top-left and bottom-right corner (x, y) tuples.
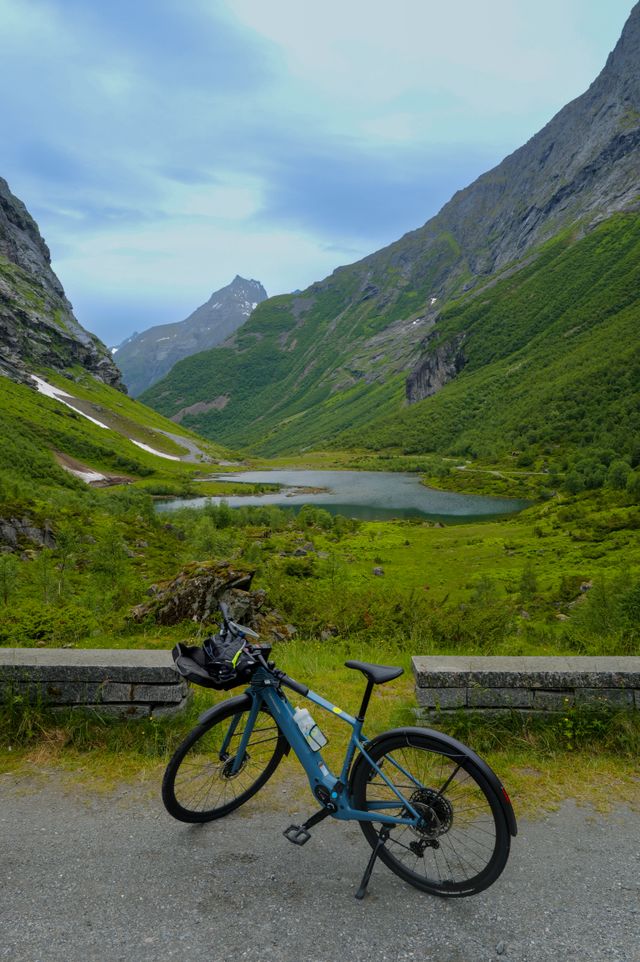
(351, 730), (511, 896)
(162, 695), (286, 823)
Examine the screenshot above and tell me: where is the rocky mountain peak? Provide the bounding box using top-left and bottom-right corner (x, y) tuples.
(229, 274), (264, 292)
(208, 275), (267, 307)
(116, 276), (268, 396)
(605, 1), (640, 81)
(0, 176), (60, 299)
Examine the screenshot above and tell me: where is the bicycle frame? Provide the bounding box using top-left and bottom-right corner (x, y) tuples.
(226, 667), (423, 827)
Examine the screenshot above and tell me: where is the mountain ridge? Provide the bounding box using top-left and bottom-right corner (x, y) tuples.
(115, 275), (267, 396)
(140, 2), (640, 459)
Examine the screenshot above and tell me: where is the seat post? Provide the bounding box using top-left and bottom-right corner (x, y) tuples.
(357, 680), (374, 722)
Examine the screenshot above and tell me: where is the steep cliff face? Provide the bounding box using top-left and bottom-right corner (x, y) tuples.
(0, 177), (122, 388)
(406, 336), (466, 404)
(411, 0), (640, 280)
(142, 4), (640, 454)
(114, 276), (267, 396)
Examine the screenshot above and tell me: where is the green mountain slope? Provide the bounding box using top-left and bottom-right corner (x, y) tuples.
(0, 368), (230, 503)
(339, 213), (640, 464)
(140, 276), (411, 453)
(141, 4), (640, 457)
(143, 214), (640, 466)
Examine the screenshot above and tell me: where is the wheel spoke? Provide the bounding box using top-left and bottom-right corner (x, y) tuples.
(353, 734), (510, 895)
(163, 703), (284, 822)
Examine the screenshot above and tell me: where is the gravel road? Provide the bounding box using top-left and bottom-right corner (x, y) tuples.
(1, 771), (639, 962)
(156, 429), (214, 464)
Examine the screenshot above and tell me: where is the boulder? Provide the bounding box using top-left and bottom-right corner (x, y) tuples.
(130, 561), (295, 642)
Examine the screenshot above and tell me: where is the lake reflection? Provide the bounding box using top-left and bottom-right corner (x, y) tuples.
(156, 470), (529, 523)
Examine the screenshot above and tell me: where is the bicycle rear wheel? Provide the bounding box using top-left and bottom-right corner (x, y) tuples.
(162, 695), (286, 823)
(351, 729), (510, 896)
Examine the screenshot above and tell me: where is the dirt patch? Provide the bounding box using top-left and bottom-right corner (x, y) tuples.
(171, 396), (229, 423)
(54, 451), (132, 487)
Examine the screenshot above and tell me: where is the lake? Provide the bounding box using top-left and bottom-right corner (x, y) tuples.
(155, 470), (529, 522)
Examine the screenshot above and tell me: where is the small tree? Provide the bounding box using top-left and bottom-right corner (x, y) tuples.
(607, 460), (631, 491)
(35, 549), (54, 605)
(55, 523), (80, 597)
(626, 470), (640, 503)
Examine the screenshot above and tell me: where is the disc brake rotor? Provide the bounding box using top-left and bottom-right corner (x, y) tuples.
(220, 752), (249, 779)
(410, 788), (454, 838)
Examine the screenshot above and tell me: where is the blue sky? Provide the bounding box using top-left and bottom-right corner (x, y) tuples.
(0, 0), (634, 344)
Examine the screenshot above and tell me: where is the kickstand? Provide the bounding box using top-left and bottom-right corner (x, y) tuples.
(355, 827), (390, 900)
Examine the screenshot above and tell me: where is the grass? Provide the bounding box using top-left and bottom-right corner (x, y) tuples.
(2, 484), (639, 810)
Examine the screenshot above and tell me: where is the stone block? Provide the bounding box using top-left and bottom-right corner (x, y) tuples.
(533, 690), (575, 711)
(412, 656), (640, 690)
(413, 707), (549, 722)
(94, 682), (134, 702)
(91, 681), (188, 704)
(0, 678), (188, 707)
(416, 687), (466, 709)
(467, 687), (533, 708)
(0, 680), (102, 705)
(130, 683), (188, 704)
(574, 688), (635, 708)
(0, 648), (179, 684)
(149, 698), (192, 718)
(0, 650), (191, 717)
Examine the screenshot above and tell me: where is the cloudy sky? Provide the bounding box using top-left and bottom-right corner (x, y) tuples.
(0, 0), (634, 345)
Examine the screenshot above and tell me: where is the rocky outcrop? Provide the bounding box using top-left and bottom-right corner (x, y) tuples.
(116, 276), (267, 396)
(130, 561), (296, 642)
(0, 517), (56, 552)
(0, 177), (122, 389)
(406, 336), (466, 403)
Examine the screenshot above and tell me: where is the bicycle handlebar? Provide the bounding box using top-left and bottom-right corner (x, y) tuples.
(251, 647), (309, 697)
(277, 673), (309, 697)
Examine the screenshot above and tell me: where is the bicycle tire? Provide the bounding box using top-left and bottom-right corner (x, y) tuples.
(162, 695), (287, 823)
(351, 729), (510, 896)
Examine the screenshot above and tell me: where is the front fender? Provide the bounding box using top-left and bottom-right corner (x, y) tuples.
(198, 692), (253, 725)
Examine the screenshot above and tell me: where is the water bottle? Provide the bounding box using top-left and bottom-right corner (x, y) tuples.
(293, 707), (327, 751)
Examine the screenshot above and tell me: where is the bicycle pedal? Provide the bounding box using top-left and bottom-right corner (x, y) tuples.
(283, 824), (311, 846)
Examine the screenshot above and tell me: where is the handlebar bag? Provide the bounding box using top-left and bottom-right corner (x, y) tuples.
(171, 636), (257, 691)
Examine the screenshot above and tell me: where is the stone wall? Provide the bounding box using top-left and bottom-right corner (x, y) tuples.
(413, 656), (640, 716)
(0, 648), (190, 718)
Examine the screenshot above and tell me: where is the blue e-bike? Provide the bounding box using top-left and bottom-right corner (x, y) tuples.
(162, 604), (516, 899)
